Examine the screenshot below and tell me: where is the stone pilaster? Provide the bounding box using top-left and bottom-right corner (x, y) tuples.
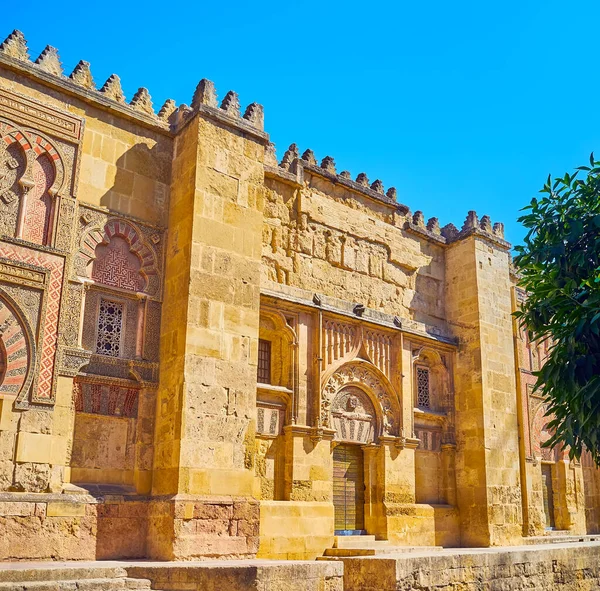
(445, 234), (523, 546)
(149, 110), (268, 559)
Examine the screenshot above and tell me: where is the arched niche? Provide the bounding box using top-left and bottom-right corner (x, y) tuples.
(412, 347), (451, 413)
(77, 218), (159, 296)
(257, 309), (296, 390)
(0, 119), (67, 246)
(322, 360), (400, 438)
(21, 153), (55, 245)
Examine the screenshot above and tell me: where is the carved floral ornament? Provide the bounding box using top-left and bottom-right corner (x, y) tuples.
(321, 360), (400, 438)
(0, 288), (36, 402)
(0, 118), (67, 204)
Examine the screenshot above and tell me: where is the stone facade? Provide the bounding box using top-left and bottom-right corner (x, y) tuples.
(0, 29), (598, 562)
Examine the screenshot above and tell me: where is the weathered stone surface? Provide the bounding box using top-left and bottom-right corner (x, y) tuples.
(0, 29), (598, 566)
(332, 542), (600, 591)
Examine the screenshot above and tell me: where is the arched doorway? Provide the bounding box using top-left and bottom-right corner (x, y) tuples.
(331, 386), (377, 534)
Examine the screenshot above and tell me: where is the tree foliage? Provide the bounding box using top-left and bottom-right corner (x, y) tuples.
(514, 154), (600, 464)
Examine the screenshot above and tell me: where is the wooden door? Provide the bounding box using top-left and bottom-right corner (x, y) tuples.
(541, 463), (555, 529)
(333, 444), (365, 533)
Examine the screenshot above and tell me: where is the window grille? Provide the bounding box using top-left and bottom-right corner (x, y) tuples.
(416, 366), (431, 409)
(257, 339), (271, 384)
(96, 299), (124, 357)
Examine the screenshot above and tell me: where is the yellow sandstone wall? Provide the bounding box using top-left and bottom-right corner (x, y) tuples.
(446, 233), (523, 546)
(149, 105), (268, 559)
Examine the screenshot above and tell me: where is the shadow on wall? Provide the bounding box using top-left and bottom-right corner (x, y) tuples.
(97, 139), (172, 224)
(400, 270), (447, 335)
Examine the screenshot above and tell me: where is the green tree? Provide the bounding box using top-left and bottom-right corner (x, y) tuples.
(514, 154), (600, 464)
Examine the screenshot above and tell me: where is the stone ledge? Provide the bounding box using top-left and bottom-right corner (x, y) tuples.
(261, 283), (458, 346)
(324, 541), (600, 591)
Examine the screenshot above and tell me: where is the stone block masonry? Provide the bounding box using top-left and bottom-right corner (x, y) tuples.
(0, 27), (598, 563)
(331, 541), (600, 591)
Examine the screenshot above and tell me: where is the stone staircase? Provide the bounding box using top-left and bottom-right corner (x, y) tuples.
(318, 535), (444, 558)
(0, 566), (157, 591)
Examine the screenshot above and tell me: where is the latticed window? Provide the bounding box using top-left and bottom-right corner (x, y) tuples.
(257, 339), (271, 384)
(96, 298), (123, 357)
(416, 366), (431, 409)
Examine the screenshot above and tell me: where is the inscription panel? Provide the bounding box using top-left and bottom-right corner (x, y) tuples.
(0, 87), (82, 142)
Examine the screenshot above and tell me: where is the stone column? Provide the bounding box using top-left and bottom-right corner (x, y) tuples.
(441, 443), (457, 506)
(148, 103), (268, 559)
(445, 232), (523, 546)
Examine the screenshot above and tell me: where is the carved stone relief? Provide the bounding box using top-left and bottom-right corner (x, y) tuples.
(74, 380), (139, 418)
(322, 360), (399, 437)
(76, 214), (162, 298)
(331, 386), (376, 444)
(0, 244), (64, 406)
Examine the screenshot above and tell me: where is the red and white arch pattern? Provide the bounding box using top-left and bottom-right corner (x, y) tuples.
(78, 219), (158, 295)
(0, 291), (33, 399)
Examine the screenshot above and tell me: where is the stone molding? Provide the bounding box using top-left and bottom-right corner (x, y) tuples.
(261, 286), (458, 346)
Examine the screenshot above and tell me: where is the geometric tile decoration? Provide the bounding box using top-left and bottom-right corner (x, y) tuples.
(0, 243), (64, 404)
(92, 236), (143, 292)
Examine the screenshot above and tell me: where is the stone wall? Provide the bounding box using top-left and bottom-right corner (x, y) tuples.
(2, 27), (600, 564)
(127, 561), (343, 591)
(258, 500), (334, 560)
(262, 171), (447, 329)
(337, 542), (600, 591)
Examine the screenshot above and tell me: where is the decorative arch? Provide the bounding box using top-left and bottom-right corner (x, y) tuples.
(0, 288), (36, 400)
(322, 360), (401, 437)
(412, 346), (451, 412)
(77, 218), (159, 295)
(531, 403), (561, 462)
(258, 308), (297, 390)
(0, 119), (68, 246)
(0, 120), (67, 198)
(260, 309), (297, 345)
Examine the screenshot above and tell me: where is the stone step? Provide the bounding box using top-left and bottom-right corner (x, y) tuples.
(0, 577), (153, 591)
(333, 535), (378, 548)
(0, 569), (129, 584)
(523, 533), (600, 545)
(321, 545), (445, 557)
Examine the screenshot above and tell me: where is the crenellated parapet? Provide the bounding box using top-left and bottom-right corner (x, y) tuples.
(268, 142), (410, 214)
(173, 79), (265, 136)
(266, 141), (511, 248)
(407, 209), (508, 247)
(0, 30), (265, 138)
(0, 29), (510, 249)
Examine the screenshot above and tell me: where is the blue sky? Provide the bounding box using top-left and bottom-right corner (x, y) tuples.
(5, 1), (599, 247)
